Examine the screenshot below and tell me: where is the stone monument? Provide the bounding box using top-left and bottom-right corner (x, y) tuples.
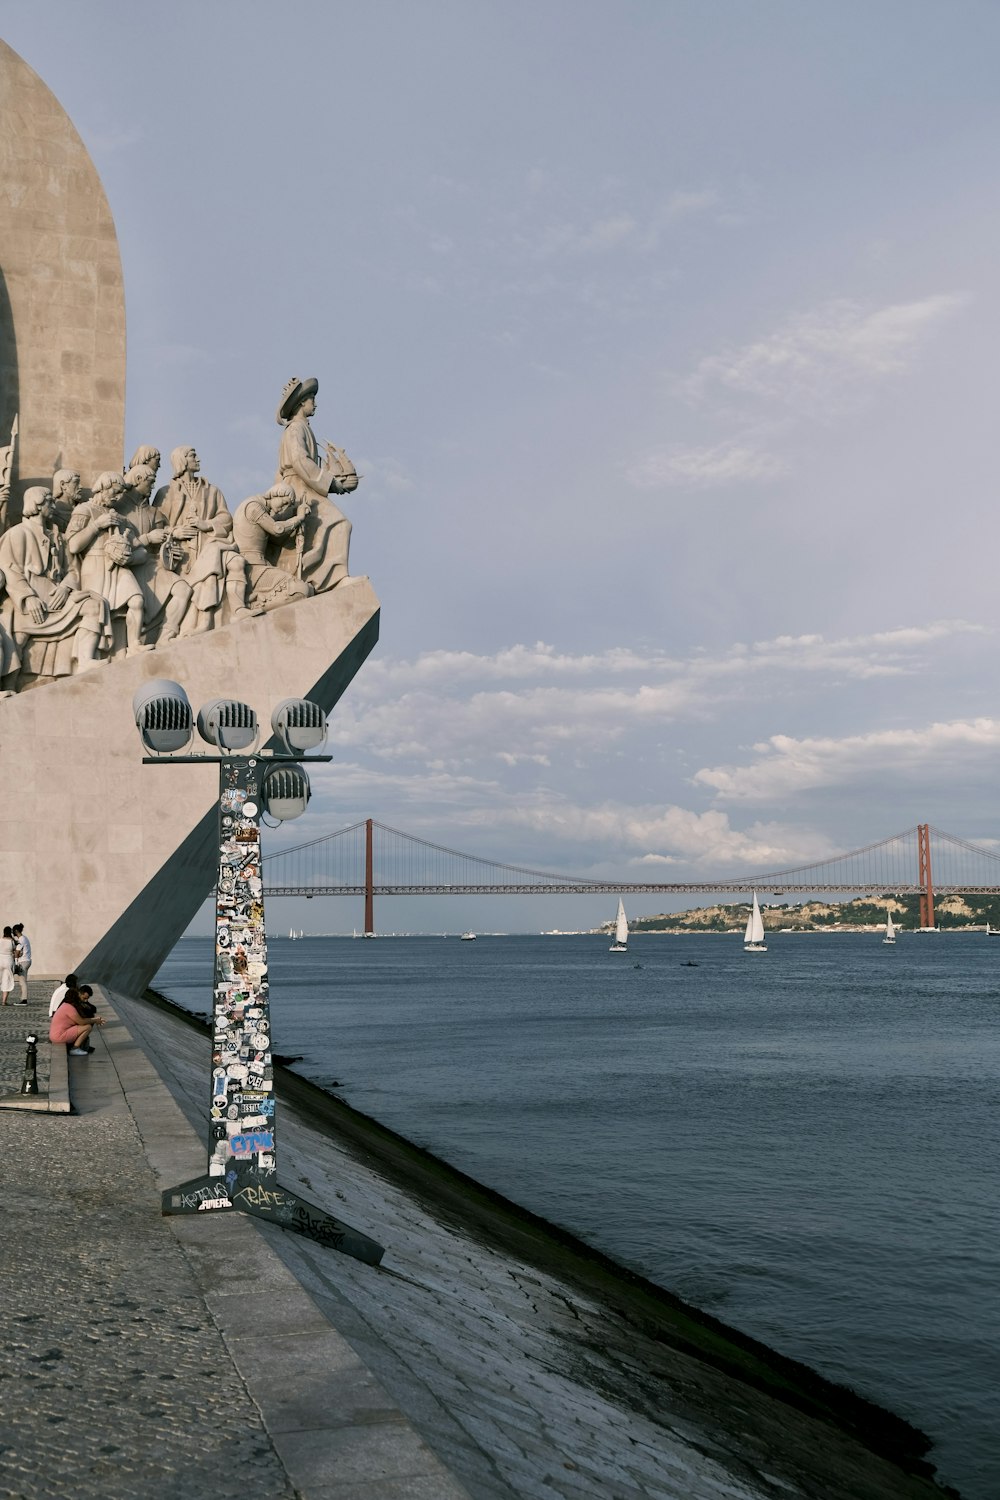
(0, 39), (379, 990)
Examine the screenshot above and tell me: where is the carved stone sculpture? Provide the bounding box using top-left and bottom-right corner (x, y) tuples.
(65, 471), (151, 656)
(0, 416), (16, 532)
(0, 486), (109, 685)
(51, 467), (81, 534)
(118, 463), (193, 643)
(153, 447), (251, 633)
(0, 382), (365, 686)
(127, 445), (161, 483)
(275, 377), (360, 591)
(0, 569), (20, 682)
(232, 485), (314, 613)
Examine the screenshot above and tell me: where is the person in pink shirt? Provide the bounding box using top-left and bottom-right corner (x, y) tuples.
(49, 986), (104, 1054)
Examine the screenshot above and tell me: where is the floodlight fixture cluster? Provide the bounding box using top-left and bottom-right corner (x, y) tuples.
(132, 679), (329, 821)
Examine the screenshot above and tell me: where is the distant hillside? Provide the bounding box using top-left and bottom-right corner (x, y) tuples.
(601, 894), (1000, 933)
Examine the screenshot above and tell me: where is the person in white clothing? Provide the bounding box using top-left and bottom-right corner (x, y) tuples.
(49, 973), (78, 1019)
(0, 927), (16, 1005)
(12, 923), (30, 1001)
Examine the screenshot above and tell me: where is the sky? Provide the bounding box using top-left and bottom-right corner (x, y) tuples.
(4, 1), (1000, 933)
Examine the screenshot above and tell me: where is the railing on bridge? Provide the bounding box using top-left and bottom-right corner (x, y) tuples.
(261, 819), (1000, 934)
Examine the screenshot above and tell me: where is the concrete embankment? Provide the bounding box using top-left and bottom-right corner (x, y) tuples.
(0, 984), (958, 1499)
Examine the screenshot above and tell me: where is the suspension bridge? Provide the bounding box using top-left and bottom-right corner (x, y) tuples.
(262, 820), (1000, 933)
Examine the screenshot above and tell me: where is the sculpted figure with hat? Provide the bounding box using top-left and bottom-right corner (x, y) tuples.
(274, 376), (360, 591)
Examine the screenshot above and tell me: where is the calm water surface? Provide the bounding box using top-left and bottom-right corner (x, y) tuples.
(154, 932), (999, 1499)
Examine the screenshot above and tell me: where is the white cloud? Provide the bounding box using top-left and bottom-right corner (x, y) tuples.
(662, 189), (720, 222)
(326, 622), (988, 780)
(680, 293), (970, 415)
(624, 438), (787, 489)
(695, 717), (1000, 802)
(354, 620), (984, 695)
(453, 795), (837, 871)
(356, 455), (413, 494)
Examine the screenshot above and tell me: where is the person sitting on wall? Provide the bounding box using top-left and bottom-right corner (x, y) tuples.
(48, 972), (79, 1019)
(49, 985), (104, 1055)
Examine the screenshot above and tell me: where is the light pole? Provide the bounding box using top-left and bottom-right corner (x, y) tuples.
(133, 680), (384, 1266)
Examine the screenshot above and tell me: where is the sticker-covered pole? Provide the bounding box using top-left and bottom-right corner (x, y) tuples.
(160, 753), (384, 1266)
(209, 757), (275, 1189)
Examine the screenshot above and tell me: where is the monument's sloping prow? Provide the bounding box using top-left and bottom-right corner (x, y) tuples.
(0, 580), (379, 991)
(0, 40), (126, 497)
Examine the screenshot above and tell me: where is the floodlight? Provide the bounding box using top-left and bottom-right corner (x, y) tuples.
(261, 764), (311, 821)
(133, 679), (194, 754)
(196, 698), (259, 752)
(270, 698), (328, 755)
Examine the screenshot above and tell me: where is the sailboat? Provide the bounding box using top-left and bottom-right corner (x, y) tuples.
(609, 898), (628, 952)
(743, 891), (767, 952)
(883, 910), (896, 945)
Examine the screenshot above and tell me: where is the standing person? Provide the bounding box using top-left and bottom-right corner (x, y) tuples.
(0, 926), (16, 1005)
(11, 922), (30, 1001)
(49, 973), (78, 1018)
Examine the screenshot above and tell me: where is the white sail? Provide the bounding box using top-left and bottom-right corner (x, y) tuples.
(744, 891), (766, 949)
(883, 910), (896, 944)
(609, 897), (628, 951)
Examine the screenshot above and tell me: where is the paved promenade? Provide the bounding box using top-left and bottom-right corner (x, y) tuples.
(0, 981), (65, 1110)
(0, 986), (959, 1499)
(0, 988), (469, 1500)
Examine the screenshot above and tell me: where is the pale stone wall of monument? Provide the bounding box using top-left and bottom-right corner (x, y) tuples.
(0, 581), (380, 992)
(0, 39), (126, 499)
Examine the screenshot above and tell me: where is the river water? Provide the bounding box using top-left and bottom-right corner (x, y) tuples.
(154, 931), (998, 1499)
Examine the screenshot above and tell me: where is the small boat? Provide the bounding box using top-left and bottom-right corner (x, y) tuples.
(609, 897), (628, 952)
(460, 931), (476, 941)
(744, 891), (767, 952)
(883, 911), (896, 945)
(987, 922), (1000, 937)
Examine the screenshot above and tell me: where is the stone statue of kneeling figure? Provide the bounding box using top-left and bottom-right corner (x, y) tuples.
(0, 487), (110, 687)
(232, 485), (314, 613)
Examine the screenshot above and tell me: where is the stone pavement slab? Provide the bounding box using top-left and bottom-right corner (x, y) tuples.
(0, 993), (472, 1500)
(0, 980), (68, 1113)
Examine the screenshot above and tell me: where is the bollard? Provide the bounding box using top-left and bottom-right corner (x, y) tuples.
(20, 1033), (38, 1095)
